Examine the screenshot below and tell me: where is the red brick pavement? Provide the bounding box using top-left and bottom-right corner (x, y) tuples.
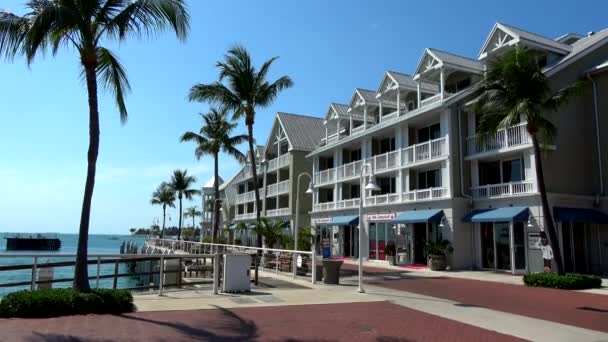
(0, 302), (523, 341)
(365, 273), (608, 333)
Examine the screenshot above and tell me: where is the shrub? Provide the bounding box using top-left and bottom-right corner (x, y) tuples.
(523, 272), (602, 290)
(0, 288), (134, 318)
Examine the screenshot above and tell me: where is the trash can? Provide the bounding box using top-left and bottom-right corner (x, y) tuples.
(322, 260), (343, 284)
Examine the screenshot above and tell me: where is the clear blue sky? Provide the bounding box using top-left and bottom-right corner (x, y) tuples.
(1, 0), (606, 234)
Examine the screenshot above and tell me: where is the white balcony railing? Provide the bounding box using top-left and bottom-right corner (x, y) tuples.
(236, 188), (265, 204)
(467, 122), (531, 156)
(313, 202), (336, 212)
(235, 212), (257, 220)
(365, 193), (401, 206)
(420, 93), (442, 107)
(266, 180), (289, 197)
(403, 187), (448, 202)
(315, 168), (335, 186)
(381, 110), (399, 122)
(402, 136), (448, 166)
(267, 154), (289, 172)
(267, 208), (291, 217)
(471, 180), (535, 199)
(337, 160), (363, 180)
(336, 198), (360, 210)
(369, 149), (400, 173)
(351, 125), (365, 135)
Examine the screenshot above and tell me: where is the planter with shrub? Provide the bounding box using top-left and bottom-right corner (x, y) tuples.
(424, 240), (453, 271)
(0, 288), (134, 318)
(523, 272), (602, 290)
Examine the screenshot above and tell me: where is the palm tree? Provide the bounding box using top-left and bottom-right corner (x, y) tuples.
(181, 107), (247, 243)
(255, 218), (285, 249)
(167, 169), (200, 241)
(475, 47), (583, 274)
(150, 183), (176, 239)
(188, 46), (293, 247)
(0, 0), (189, 292)
(183, 206), (201, 232)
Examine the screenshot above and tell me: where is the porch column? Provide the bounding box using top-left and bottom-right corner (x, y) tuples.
(363, 106), (368, 129)
(379, 101), (383, 123)
(396, 125), (403, 202)
(325, 127), (328, 144)
(440, 68), (445, 100)
(349, 115), (353, 134)
(336, 119), (341, 141)
(417, 83), (421, 108)
(509, 222), (516, 275)
(397, 90), (401, 115)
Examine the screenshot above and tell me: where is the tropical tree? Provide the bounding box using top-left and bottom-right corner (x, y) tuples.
(188, 46), (293, 247)
(0, 0), (189, 292)
(181, 107), (247, 243)
(129, 228), (136, 235)
(255, 218), (285, 249)
(475, 47), (584, 274)
(167, 169), (200, 241)
(183, 206), (201, 231)
(150, 183), (176, 239)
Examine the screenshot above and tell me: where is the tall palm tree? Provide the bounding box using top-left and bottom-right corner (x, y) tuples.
(183, 206), (201, 231)
(0, 0), (189, 292)
(475, 47), (583, 274)
(150, 183), (176, 239)
(188, 46), (293, 247)
(167, 169), (200, 241)
(181, 107), (247, 243)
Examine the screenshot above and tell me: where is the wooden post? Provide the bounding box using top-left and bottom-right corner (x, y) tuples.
(113, 260), (119, 289)
(96, 257), (101, 289)
(159, 256), (165, 296)
(254, 253), (259, 285)
(177, 258), (182, 288)
(31, 256), (38, 291)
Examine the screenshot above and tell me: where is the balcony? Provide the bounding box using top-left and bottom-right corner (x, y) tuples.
(402, 136), (448, 167)
(313, 198), (360, 212)
(235, 212), (257, 221)
(403, 187), (448, 202)
(369, 150), (400, 173)
(381, 110), (399, 122)
(336, 160), (363, 181)
(267, 154), (289, 172)
(365, 193), (401, 206)
(315, 168), (336, 186)
(243, 165), (262, 179)
(420, 93), (446, 107)
(471, 180), (535, 199)
(267, 208), (291, 217)
(236, 188), (265, 204)
(313, 202), (336, 212)
(466, 123), (531, 157)
(266, 180), (289, 197)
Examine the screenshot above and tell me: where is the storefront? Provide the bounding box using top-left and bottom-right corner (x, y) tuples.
(313, 216), (359, 259)
(390, 209), (445, 266)
(367, 213), (397, 262)
(464, 206), (530, 274)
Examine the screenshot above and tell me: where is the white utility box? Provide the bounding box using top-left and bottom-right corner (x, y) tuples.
(222, 254), (251, 292)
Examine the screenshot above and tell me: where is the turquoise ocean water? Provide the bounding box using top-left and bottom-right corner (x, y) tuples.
(0, 233), (145, 296)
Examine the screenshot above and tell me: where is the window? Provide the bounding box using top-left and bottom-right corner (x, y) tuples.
(479, 161), (501, 186)
(350, 184), (360, 199)
(238, 184), (246, 194)
(502, 159), (523, 183)
(417, 123), (441, 143)
(407, 101), (416, 111)
(372, 137), (395, 155)
(479, 158), (523, 185)
(279, 141), (289, 155)
(418, 169), (441, 189)
(351, 148), (362, 161)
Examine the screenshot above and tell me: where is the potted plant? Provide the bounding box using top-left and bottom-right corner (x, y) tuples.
(424, 240), (453, 271)
(384, 243), (396, 265)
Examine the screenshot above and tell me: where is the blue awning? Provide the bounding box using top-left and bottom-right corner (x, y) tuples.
(463, 207), (529, 222)
(391, 209), (444, 224)
(554, 207), (608, 224)
(317, 215), (359, 226)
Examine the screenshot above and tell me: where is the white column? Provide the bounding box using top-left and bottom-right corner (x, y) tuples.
(471, 160), (480, 187)
(396, 90), (401, 115)
(337, 119), (341, 141)
(379, 102), (383, 123)
(417, 83), (421, 108)
(440, 68), (445, 100)
(325, 127), (328, 143)
(349, 115), (353, 135)
(525, 150), (537, 191)
(396, 125), (403, 202)
(442, 160), (450, 197)
(363, 106), (368, 129)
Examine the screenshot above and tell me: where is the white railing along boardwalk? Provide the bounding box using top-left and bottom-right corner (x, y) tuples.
(266, 180), (290, 197)
(403, 187), (448, 202)
(267, 208), (291, 217)
(471, 180), (535, 198)
(467, 123), (531, 156)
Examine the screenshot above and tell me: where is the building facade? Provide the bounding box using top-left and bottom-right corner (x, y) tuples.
(307, 22), (608, 275)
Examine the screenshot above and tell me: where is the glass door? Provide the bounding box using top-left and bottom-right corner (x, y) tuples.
(495, 223), (511, 270)
(513, 222), (526, 271)
(481, 223), (495, 269)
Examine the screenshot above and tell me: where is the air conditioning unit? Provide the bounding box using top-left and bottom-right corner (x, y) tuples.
(222, 254), (251, 292)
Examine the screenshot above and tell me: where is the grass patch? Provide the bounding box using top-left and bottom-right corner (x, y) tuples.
(0, 288), (134, 318)
(523, 273), (602, 290)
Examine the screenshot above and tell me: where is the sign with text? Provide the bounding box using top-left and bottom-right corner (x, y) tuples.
(314, 217), (333, 224)
(366, 213), (396, 222)
(528, 233), (541, 249)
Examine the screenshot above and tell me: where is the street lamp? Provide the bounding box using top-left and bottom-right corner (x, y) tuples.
(293, 172), (313, 279)
(358, 163), (380, 293)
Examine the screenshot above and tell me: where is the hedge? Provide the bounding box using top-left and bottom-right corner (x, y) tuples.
(523, 273), (602, 290)
(0, 288), (134, 318)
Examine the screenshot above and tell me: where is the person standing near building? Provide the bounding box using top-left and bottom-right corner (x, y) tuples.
(535, 232), (554, 272)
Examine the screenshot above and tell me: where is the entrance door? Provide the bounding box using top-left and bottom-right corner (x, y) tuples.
(343, 226), (352, 257)
(562, 222), (589, 273)
(413, 223), (427, 264)
(481, 223), (495, 269)
(495, 223), (511, 270)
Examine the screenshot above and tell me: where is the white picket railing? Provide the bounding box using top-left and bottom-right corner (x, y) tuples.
(313, 202), (336, 212)
(337, 159), (363, 180)
(364, 193), (401, 206)
(381, 110), (399, 122)
(420, 93), (443, 107)
(467, 122), (531, 156)
(336, 198), (360, 210)
(236, 188), (265, 204)
(267, 154), (289, 172)
(402, 136), (448, 166)
(403, 187), (448, 202)
(266, 180), (290, 197)
(267, 208), (291, 217)
(235, 212), (257, 220)
(369, 149), (400, 173)
(315, 168), (336, 186)
(471, 180), (535, 198)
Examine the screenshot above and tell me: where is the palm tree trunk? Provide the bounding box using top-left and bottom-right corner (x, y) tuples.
(178, 195), (183, 240)
(73, 61), (100, 293)
(247, 121), (263, 248)
(531, 133), (565, 274)
(213, 152), (220, 242)
(162, 204), (166, 239)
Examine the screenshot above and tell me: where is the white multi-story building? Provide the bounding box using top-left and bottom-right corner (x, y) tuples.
(307, 22), (608, 275)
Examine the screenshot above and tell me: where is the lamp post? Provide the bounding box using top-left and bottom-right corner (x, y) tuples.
(293, 172), (313, 279)
(358, 163), (380, 293)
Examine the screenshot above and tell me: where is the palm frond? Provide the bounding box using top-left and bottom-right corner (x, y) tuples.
(0, 11), (29, 60)
(97, 46), (131, 123)
(543, 79), (588, 111)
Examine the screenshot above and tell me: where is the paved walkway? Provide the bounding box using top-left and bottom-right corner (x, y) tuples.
(0, 302), (523, 342)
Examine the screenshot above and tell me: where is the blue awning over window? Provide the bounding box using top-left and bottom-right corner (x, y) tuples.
(316, 215), (359, 226)
(463, 207), (529, 222)
(554, 207), (608, 224)
(391, 209), (444, 224)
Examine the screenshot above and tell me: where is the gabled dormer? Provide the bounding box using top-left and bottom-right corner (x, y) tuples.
(414, 48), (484, 107)
(322, 103), (350, 145)
(347, 89), (380, 131)
(376, 71), (438, 117)
(479, 23), (572, 66)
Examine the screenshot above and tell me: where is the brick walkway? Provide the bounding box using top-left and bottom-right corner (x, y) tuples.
(365, 273), (608, 333)
(0, 302), (522, 342)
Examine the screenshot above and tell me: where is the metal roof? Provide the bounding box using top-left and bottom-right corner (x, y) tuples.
(203, 176), (223, 189)
(427, 48), (485, 72)
(498, 23), (571, 53)
(276, 112), (325, 152)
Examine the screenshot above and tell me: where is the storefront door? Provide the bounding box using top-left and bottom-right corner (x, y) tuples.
(562, 222), (589, 273)
(413, 223), (427, 264)
(480, 222), (512, 271)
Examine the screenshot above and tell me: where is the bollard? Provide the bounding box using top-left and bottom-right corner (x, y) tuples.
(293, 252), (297, 279)
(159, 256), (165, 296)
(96, 257), (101, 288)
(113, 260), (119, 289)
(311, 252), (316, 284)
(254, 253), (259, 286)
(212, 253), (220, 294)
(31, 256), (38, 291)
